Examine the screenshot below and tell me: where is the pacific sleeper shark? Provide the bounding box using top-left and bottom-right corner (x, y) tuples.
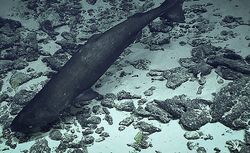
(10, 0), (185, 134)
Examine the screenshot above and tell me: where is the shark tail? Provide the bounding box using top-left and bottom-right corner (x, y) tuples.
(159, 0), (185, 23)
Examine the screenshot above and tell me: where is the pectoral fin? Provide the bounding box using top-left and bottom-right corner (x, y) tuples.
(74, 88), (99, 103)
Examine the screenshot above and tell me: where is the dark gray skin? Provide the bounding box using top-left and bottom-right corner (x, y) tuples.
(10, 0), (185, 134)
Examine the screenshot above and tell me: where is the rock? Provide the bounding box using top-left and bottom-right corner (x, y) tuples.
(134, 121), (161, 134)
(76, 113), (91, 128)
(0, 17), (22, 31)
(40, 20), (59, 37)
(82, 128), (94, 135)
(134, 106), (151, 117)
(163, 67), (190, 89)
(215, 66), (244, 80)
(214, 147), (221, 153)
(69, 148), (88, 153)
(206, 54), (250, 74)
(9, 72), (32, 89)
(55, 40), (79, 55)
(117, 90), (141, 100)
(244, 130), (250, 145)
(116, 100), (135, 112)
(196, 147), (207, 153)
(104, 114), (113, 125)
(184, 131), (201, 140)
(148, 20), (172, 33)
(0, 93), (9, 103)
(222, 15), (237, 23)
(61, 32), (76, 42)
(92, 105), (101, 114)
(191, 44), (218, 62)
(226, 140), (244, 153)
(100, 132), (110, 137)
(139, 0), (155, 12)
(95, 127), (104, 134)
(0, 80), (3, 91)
(245, 55), (250, 64)
(211, 77), (250, 130)
(101, 99), (115, 108)
(49, 130), (63, 141)
(95, 137), (105, 142)
(143, 89), (153, 96)
(129, 59), (151, 70)
(29, 139), (51, 153)
(180, 109), (211, 130)
(87, 116), (101, 124)
(42, 54), (69, 71)
(12, 89), (35, 106)
(196, 86), (204, 94)
(179, 58), (197, 69)
(13, 59), (29, 70)
(141, 32), (170, 50)
(83, 136), (94, 144)
(188, 62), (213, 77)
(145, 102), (171, 123)
(187, 141), (199, 150)
(0, 60), (14, 74)
(86, 0), (97, 5)
(240, 145), (250, 153)
(118, 126), (126, 131)
(119, 116), (134, 126)
(189, 38), (211, 47)
(156, 98), (187, 119)
(189, 4), (207, 14)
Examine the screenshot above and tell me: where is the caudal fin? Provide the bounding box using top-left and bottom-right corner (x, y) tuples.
(160, 0), (185, 23)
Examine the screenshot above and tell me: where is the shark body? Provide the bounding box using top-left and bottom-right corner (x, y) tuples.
(11, 0), (185, 134)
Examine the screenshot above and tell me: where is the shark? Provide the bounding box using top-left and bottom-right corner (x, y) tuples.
(10, 0), (185, 134)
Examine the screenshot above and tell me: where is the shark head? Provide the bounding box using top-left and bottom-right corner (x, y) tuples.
(10, 106), (56, 134)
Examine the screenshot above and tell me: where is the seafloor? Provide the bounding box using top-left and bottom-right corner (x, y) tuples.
(0, 0), (250, 153)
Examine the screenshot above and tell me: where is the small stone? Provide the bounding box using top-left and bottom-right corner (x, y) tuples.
(187, 141), (199, 150)
(82, 128), (93, 135)
(83, 136), (94, 144)
(196, 86), (204, 95)
(95, 127), (104, 134)
(118, 126), (126, 131)
(104, 114), (113, 125)
(184, 131), (201, 140)
(95, 137), (105, 142)
(87, 116), (101, 124)
(196, 147), (206, 153)
(217, 79), (224, 84)
(100, 132), (110, 137)
(117, 90), (138, 100)
(119, 117), (134, 126)
(143, 89), (153, 96)
(134, 121), (161, 134)
(214, 147), (221, 152)
(101, 99), (115, 108)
